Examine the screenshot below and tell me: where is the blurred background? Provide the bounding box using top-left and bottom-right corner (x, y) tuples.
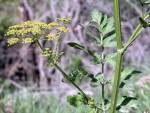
(0, 0), (150, 113)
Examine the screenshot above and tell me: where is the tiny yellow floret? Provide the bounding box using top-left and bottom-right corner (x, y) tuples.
(48, 22), (59, 27)
(57, 27), (69, 32)
(42, 48), (51, 57)
(22, 38), (34, 43)
(7, 38), (20, 46)
(47, 33), (60, 40)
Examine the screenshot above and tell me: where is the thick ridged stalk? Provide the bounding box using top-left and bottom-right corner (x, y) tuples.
(109, 0), (124, 113)
(109, 51), (124, 113)
(113, 0), (123, 49)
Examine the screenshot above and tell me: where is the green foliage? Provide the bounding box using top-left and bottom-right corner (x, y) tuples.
(116, 75), (150, 113)
(0, 17), (12, 37)
(90, 73), (109, 87)
(0, 0), (18, 2)
(139, 17), (150, 28)
(1, 91), (90, 113)
(88, 10), (116, 47)
(105, 53), (117, 68)
(67, 94), (87, 107)
(134, 83), (150, 113)
(116, 96), (137, 110)
(139, 0), (150, 5)
(120, 68), (142, 88)
(67, 9), (150, 113)
(0, 78), (16, 98)
(68, 10), (116, 112)
(68, 42), (86, 51)
(68, 42), (95, 57)
(67, 58), (90, 84)
(67, 93), (97, 111)
(68, 42), (104, 64)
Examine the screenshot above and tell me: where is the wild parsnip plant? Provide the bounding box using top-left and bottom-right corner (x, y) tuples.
(5, 0), (150, 113)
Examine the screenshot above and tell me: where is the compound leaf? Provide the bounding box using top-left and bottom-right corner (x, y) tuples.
(89, 10), (116, 47)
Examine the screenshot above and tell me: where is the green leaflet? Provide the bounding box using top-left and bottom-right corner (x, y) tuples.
(68, 42), (94, 56)
(68, 42), (102, 64)
(68, 42), (86, 51)
(67, 94), (86, 107)
(144, 0), (150, 4)
(91, 10), (103, 25)
(119, 68), (142, 88)
(105, 53), (117, 68)
(90, 73), (104, 87)
(116, 96), (137, 110)
(67, 93), (96, 109)
(139, 0), (150, 5)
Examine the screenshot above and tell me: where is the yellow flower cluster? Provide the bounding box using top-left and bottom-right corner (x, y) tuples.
(7, 37), (35, 46)
(6, 21), (48, 37)
(7, 38), (20, 46)
(47, 33), (60, 41)
(57, 27), (69, 32)
(48, 22), (59, 27)
(6, 17), (71, 46)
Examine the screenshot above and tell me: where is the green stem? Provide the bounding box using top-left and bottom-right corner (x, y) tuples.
(110, 0), (124, 113)
(36, 40), (89, 101)
(54, 64), (89, 100)
(109, 51), (124, 113)
(123, 14), (150, 52)
(37, 40), (44, 50)
(113, 0), (123, 49)
(109, 5), (150, 113)
(123, 24), (142, 52)
(101, 83), (105, 113)
(100, 33), (106, 113)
